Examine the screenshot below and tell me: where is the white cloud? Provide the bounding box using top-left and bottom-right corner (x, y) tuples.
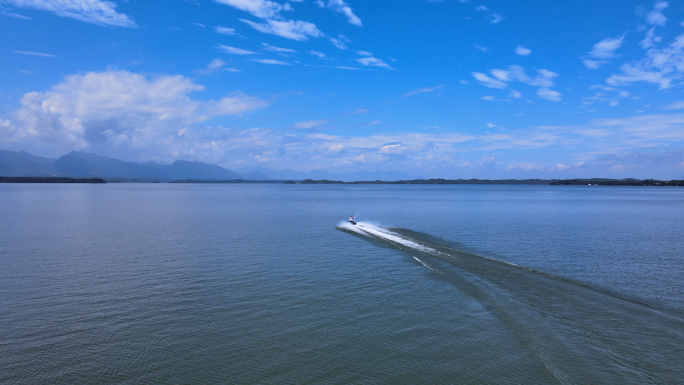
(640, 27), (662, 49)
(213, 0), (289, 19)
(356, 50), (372, 56)
(309, 50), (326, 58)
(198, 58), (229, 74)
(240, 18), (323, 40)
(529, 69), (557, 88)
(537, 88), (562, 102)
(474, 4), (503, 24)
(473, 65), (561, 101)
(582, 86), (630, 107)
(473, 44), (488, 52)
(261, 42), (296, 52)
(488, 13), (504, 23)
(252, 58), (291, 65)
(1, 70), (267, 154)
(330, 33), (350, 50)
(214, 26), (237, 35)
(589, 35), (625, 59)
(404, 84), (444, 97)
(509, 90), (522, 99)
(294, 119), (328, 129)
(208, 59), (226, 69)
(515, 45), (531, 56)
(356, 120), (380, 127)
(583, 34), (625, 69)
(646, 1), (668, 26)
(664, 101), (684, 109)
(216, 44), (258, 55)
(472, 72), (506, 88)
(606, 33), (684, 89)
(481, 154), (496, 166)
(2, 10), (31, 19)
(14, 50), (57, 57)
(583, 59), (601, 70)
(356, 57), (393, 69)
(319, 0), (361, 26)
(2, 0), (135, 27)
(10, 101), (680, 176)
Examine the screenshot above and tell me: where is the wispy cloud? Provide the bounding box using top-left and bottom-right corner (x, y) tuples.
(216, 44), (258, 55)
(664, 101), (684, 110)
(197, 58), (227, 74)
(252, 58), (291, 65)
(404, 84), (444, 97)
(473, 65), (561, 101)
(537, 88), (562, 102)
(262, 42), (296, 53)
(294, 119), (328, 128)
(582, 34), (625, 69)
(2, 10), (31, 19)
(356, 120), (381, 127)
(473, 44), (488, 53)
(214, 26), (237, 35)
(309, 50), (326, 58)
(2, 0), (135, 27)
(475, 4), (504, 24)
(213, 0), (290, 19)
(240, 18), (323, 41)
(303, 64), (360, 70)
(488, 13), (504, 24)
(321, 0), (362, 26)
(515, 45), (531, 56)
(472, 73), (506, 89)
(646, 1), (668, 26)
(14, 50), (57, 57)
(606, 32), (684, 89)
(356, 56), (393, 69)
(330, 33), (350, 50)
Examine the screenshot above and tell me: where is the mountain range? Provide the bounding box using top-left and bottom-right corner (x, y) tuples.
(0, 150), (416, 182)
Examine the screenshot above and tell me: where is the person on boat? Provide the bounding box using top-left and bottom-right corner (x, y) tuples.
(349, 215), (355, 224)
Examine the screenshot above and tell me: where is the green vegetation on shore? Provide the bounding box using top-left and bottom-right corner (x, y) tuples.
(0, 176), (106, 183)
(549, 178), (684, 186)
(296, 178), (684, 186)
(2, 176), (682, 186)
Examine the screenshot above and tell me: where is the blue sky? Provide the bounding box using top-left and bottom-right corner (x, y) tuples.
(2, 0), (684, 178)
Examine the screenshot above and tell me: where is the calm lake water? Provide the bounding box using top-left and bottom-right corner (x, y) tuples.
(1, 183), (683, 384)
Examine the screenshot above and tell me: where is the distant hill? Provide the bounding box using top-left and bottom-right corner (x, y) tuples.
(0, 150), (56, 176)
(0, 150), (244, 181)
(0, 149), (419, 182)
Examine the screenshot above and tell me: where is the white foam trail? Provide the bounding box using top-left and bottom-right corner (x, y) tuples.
(348, 222), (439, 255)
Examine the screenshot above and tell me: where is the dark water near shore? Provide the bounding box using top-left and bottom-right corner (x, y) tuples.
(1, 184), (683, 384)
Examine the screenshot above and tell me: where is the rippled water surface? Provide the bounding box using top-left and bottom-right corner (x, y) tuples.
(1, 184), (683, 384)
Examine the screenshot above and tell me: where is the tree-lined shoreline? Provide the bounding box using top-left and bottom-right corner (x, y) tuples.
(4, 176), (683, 186)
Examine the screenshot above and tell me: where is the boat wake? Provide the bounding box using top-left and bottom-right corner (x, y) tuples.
(337, 221), (684, 385)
